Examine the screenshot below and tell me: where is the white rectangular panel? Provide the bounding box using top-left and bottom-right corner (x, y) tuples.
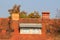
(20, 23), (42, 27)
(20, 29), (41, 34)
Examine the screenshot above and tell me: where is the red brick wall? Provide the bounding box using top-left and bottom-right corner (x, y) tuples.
(0, 18), (59, 40)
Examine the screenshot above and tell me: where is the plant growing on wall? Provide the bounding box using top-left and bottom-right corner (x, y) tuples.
(0, 19), (14, 39)
(53, 19), (60, 40)
(19, 11), (27, 18)
(46, 19), (60, 40)
(28, 11), (41, 18)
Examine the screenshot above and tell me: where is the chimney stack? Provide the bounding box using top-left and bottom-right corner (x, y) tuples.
(42, 12), (50, 19)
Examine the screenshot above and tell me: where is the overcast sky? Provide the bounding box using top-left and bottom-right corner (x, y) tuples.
(0, 0), (60, 18)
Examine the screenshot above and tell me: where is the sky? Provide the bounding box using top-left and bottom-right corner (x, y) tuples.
(0, 0), (60, 18)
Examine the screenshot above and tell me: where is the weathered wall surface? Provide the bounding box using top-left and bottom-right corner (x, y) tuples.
(0, 18), (60, 40)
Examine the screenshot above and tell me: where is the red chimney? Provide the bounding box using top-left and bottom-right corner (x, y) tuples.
(42, 12), (50, 19)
